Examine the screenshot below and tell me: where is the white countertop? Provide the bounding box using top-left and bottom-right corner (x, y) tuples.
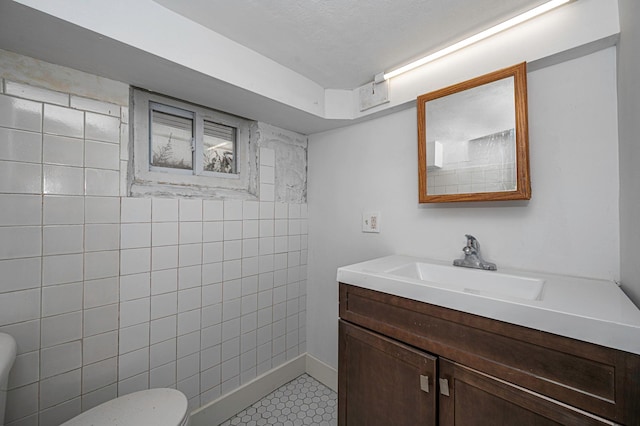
(337, 255), (640, 356)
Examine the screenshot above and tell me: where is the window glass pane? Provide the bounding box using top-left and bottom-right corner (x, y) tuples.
(203, 121), (235, 174)
(151, 110), (193, 170)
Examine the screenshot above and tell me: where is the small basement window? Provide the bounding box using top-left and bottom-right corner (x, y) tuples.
(130, 89), (256, 198)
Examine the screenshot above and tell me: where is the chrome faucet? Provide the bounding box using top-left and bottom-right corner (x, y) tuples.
(453, 234), (497, 271)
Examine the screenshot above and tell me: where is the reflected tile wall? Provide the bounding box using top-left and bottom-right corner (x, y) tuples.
(0, 77), (307, 425)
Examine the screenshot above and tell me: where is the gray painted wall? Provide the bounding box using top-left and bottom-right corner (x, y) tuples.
(618, 0), (640, 306)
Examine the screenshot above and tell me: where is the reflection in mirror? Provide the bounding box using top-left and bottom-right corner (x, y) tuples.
(426, 77), (516, 194)
(418, 63), (530, 203)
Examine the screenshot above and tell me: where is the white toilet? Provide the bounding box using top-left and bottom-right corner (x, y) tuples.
(0, 332), (17, 426)
(61, 387), (190, 426)
(0, 331), (188, 426)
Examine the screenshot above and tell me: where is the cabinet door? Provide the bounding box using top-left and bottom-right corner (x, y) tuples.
(339, 320), (437, 426)
(438, 359), (611, 426)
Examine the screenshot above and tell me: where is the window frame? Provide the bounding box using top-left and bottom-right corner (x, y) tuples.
(130, 88), (256, 198)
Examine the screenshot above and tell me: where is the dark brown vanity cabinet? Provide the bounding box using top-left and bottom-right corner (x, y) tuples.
(338, 283), (640, 425)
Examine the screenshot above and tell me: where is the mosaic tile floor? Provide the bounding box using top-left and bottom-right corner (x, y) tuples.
(219, 374), (337, 426)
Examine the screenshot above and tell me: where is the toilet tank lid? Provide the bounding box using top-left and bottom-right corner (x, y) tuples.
(62, 388), (188, 426)
(0, 333), (17, 390)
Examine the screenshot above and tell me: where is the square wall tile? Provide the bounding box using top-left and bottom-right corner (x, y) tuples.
(0, 94), (42, 132)
(151, 269), (178, 295)
(202, 262), (223, 286)
(85, 112), (120, 143)
(39, 368), (81, 409)
(152, 245), (179, 271)
(85, 196), (120, 224)
(43, 225), (83, 255)
(121, 197), (151, 223)
(179, 199), (202, 222)
(177, 331), (200, 358)
(120, 298), (150, 327)
(179, 222), (202, 245)
(223, 241), (242, 261)
(202, 242), (223, 265)
(120, 248), (151, 275)
(43, 164), (84, 195)
(85, 224), (120, 252)
(223, 201), (243, 221)
(178, 265), (201, 290)
(83, 331), (118, 365)
(202, 222), (223, 243)
(119, 272), (150, 301)
(43, 134), (83, 167)
(0, 289), (40, 327)
(259, 202), (274, 220)
(83, 304), (118, 337)
(0, 257), (41, 294)
(0, 127), (41, 164)
(177, 310), (201, 336)
(43, 195), (85, 225)
(178, 288), (201, 313)
(40, 341), (82, 379)
(41, 311), (82, 348)
(84, 277), (119, 309)
(151, 292), (177, 320)
(203, 200), (223, 221)
(178, 244), (202, 267)
(85, 168), (119, 196)
(82, 357), (117, 394)
(42, 254), (83, 286)
(150, 315), (177, 345)
(84, 250), (119, 281)
(150, 338), (177, 369)
(41, 282), (83, 317)
(118, 348), (149, 381)
(119, 323), (150, 355)
(152, 198), (178, 222)
(121, 223), (151, 249)
(0, 161), (41, 194)
(85, 140), (120, 170)
(243, 220), (259, 239)
(43, 104), (83, 138)
(152, 222), (179, 247)
(243, 201), (259, 220)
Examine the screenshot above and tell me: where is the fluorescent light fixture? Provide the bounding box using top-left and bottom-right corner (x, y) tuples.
(381, 0), (571, 81)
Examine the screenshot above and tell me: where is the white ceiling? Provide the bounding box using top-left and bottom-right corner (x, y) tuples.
(153, 0), (548, 89)
(0, 0), (574, 134)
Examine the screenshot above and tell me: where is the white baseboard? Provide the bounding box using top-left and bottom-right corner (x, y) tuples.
(305, 353), (338, 392)
(189, 353), (338, 426)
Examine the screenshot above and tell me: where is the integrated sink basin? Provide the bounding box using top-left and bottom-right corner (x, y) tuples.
(337, 255), (640, 356)
(386, 262), (545, 301)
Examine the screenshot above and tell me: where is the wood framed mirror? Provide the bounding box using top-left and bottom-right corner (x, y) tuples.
(417, 63), (530, 203)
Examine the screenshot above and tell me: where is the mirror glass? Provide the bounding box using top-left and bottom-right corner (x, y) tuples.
(417, 63), (530, 203)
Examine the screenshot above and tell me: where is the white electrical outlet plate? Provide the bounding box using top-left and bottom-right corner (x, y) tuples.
(362, 211), (381, 233)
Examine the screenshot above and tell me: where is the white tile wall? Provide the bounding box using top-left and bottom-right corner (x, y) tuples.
(0, 74), (307, 426)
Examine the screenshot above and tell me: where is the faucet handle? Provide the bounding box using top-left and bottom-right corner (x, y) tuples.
(465, 234), (479, 251)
